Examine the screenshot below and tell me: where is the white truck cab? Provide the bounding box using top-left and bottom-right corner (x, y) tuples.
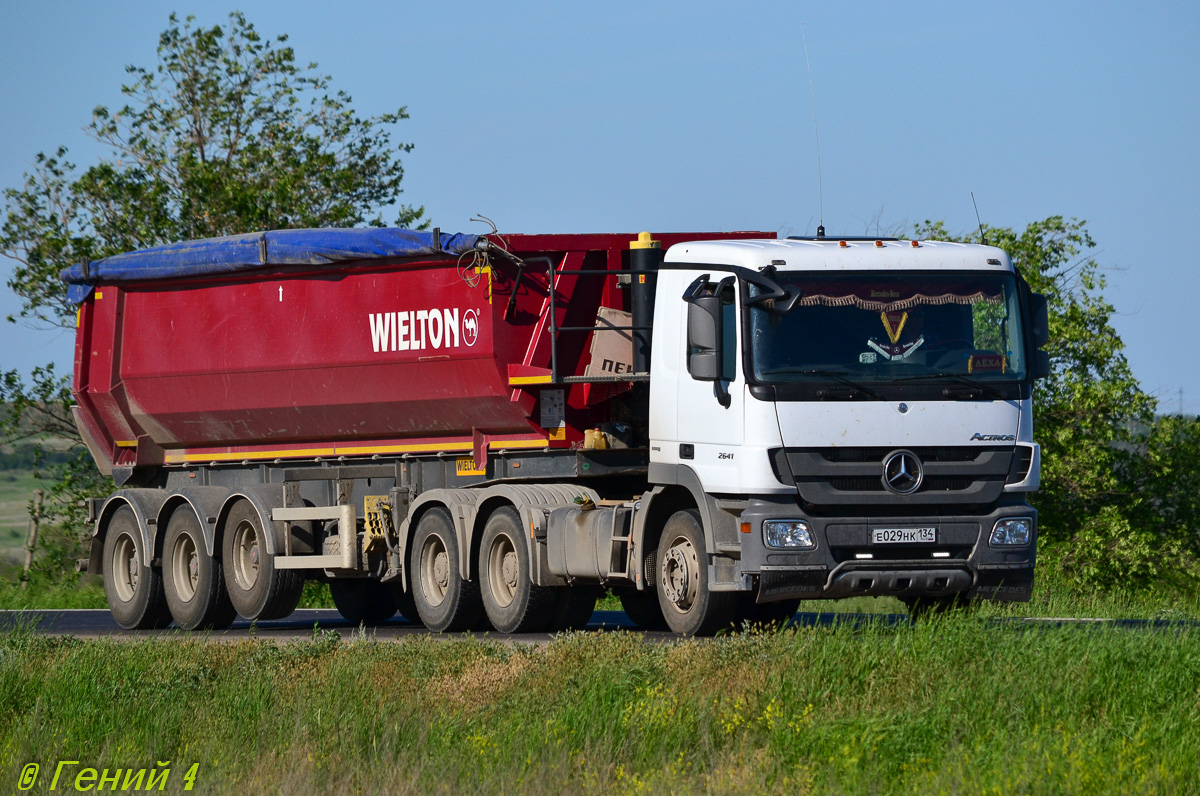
(646, 236), (1048, 620)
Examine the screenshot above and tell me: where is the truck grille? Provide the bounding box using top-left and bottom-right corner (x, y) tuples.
(778, 446), (1014, 507)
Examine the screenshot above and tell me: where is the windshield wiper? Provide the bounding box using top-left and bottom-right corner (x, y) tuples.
(760, 368), (886, 401)
(895, 372), (1008, 399)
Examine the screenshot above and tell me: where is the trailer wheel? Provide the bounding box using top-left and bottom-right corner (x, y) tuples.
(102, 506), (172, 630)
(329, 580), (398, 626)
(388, 583), (421, 625)
(163, 506), (236, 630)
(221, 499), (303, 621)
(478, 507), (556, 633)
(410, 507), (485, 632)
(547, 586), (599, 632)
(656, 509), (737, 636)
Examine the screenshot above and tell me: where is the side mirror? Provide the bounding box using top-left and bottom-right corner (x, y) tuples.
(687, 292), (723, 381)
(1029, 293), (1049, 349)
(1034, 350), (1051, 380)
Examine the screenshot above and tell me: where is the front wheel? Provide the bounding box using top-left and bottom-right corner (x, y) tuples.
(656, 509), (736, 636)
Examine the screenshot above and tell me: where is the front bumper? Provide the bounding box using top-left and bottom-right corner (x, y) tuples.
(737, 496), (1037, 603)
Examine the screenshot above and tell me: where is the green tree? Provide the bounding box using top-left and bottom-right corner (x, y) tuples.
(1, 12), (425, 578)
(916, 217), (1197, 590)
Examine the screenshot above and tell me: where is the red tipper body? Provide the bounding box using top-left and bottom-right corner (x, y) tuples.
(71, 231), (766, 474)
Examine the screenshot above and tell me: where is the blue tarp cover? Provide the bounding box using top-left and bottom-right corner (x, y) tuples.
(61, 228), (480, 304)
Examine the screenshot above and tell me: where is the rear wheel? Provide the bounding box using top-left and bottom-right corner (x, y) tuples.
(548, 586), (599, 632)
(479, 507), (556, 633)
(221, 499), (303, 621)
(102, 506), (171, 630)
(330, 579), (399, 626)
(656, 509), (736, 636)
(163, 506), (236, 630)
(410, 507), (485, 632)
(618, 589), (666, 629)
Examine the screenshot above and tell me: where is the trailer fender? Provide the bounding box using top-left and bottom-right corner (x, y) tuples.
(471, 484), (599, 587)
(398, 489), (483, 586)
(156, 486), (232, 559)
(217, 485), (290, 558)
(93, 489), (170, 571)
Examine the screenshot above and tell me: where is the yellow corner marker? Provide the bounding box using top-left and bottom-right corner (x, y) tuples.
(508, 374), (553, 386)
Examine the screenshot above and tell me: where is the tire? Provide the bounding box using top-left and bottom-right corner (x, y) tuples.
(410, 506), (485, 632)
(221, 499), (304, 621)
(162, 505), (237, 630)
(618, 589), (666, 629)
(547, 586), (599, 632)
(330, 580), (399, 626)
(736, 594), (799, 629)
(479, 507), (557, 633)
(388, 582), (421, 625)
(656, 509), (737, 636)
(102, 506), (172, 630)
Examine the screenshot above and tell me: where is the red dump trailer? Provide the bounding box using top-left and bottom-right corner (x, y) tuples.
(71, 230), (738, 472)
(68, 228), (771, 633)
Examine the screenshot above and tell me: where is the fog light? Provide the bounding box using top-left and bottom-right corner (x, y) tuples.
(763, 520), (815, 549)
(990, 518), (1032, 546)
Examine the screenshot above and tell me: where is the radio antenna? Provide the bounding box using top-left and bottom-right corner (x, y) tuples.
(971, 192), (988, 245)
(801, 23), (825, 239)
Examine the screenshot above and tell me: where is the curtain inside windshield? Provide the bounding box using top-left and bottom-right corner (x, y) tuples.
(749, 272), (1026, 382)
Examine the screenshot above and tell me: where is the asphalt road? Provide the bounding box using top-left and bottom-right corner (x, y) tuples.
(2, 609), (1196, 642)
(0, 608), (917, 643)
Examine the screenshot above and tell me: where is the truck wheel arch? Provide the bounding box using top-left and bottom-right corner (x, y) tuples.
(93, 489), (169, 571)
(156, 487), (231, 560)
(469, 484), (598, 586)
(631, 485), (694, 591)
(215, 485), (289, 559)
(642, 464), (739, 556)
(398, 489), (482, 585)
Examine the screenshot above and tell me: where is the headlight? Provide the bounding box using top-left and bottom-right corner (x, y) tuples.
(763, 520), (815, 549)
(990, 517), (1033, 546)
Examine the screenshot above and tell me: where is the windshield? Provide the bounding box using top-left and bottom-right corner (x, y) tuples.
(749, 271), (1027, 384)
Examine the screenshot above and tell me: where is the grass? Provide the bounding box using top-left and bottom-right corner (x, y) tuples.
(0, 469), (47, 564)
(0, 617), (1196, 794)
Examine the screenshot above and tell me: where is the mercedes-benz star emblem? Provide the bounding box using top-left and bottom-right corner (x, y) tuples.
(882, 450), (923, 495)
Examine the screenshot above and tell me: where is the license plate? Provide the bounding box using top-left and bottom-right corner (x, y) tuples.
(872, 527), (937, 544)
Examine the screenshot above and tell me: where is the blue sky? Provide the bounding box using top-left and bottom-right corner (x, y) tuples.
(2, 1), (1198, 411)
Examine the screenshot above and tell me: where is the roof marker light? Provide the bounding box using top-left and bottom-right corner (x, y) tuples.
(839, 240), (848, 248)
(911, 240), (920, 248)
(874, 240), (884, 248)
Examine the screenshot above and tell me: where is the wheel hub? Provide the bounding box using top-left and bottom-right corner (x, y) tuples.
(662, 545), (692, 608)
(432, 551), (449, 589)
(501, 552), (519, 591)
